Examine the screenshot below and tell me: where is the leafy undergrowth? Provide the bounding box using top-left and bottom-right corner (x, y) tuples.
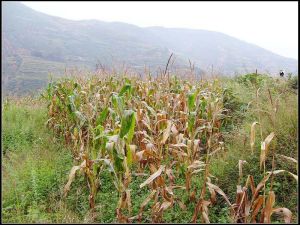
(2, 98), (77, 223)
(2, 73), (298, 223)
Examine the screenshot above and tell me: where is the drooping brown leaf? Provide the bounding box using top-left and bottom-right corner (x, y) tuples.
(171, 124), (179, 135)
(288, 172), (298, 182)
(189, 188), (197, 202)
(63, 160), (86, 197)
(206, 182), (232, 206)
(269, 169), (286, 174)
(263, 191), (275, 223)
(276, 154), (298, 164)
(272, 207), (292, 223)
(251, 195), (264, 222)
(260, 132), (275, 170)
(245, 175), (256, 196)
(201, 200), (211, 223)
(267, 170), (298, 183)
(64, 165), (81, 197)
(177, 199), (187, 210)
(264, 132), (275, 156)
(166, 168), (175, 183)
(188, 160), (205, 170)
(169, 143), (188, 148)
(140, 165), (165, 188)
(208, 185), (216, 204)
(161, 120), (172, 144)
(158, 201), (172, 213)
(139, 190), (157, 215)
(253, 173), (271, 201)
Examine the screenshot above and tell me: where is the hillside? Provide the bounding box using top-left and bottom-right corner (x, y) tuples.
(2, 2), (298, 95)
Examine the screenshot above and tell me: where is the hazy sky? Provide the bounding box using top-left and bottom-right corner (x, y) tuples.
(22, 1), (298, 59)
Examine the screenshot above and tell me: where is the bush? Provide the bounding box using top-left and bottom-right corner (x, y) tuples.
(235, 73), (271, 88)
(288, 75), (298, 90)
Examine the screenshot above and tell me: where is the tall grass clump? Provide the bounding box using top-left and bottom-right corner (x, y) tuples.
(2, 98), (78, 223)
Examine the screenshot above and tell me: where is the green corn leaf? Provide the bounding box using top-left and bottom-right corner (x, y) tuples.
(188, 112), (196, 134)
(75, 111), (86, 128)
(112, 93), (124, 115)
(113, 148), (124, 173)
(119, 83), (132, 96)
(148, 88), (155, 96)
(142, 101), (156, 117)
(108, 107), (117, 120)
(200, 99), (207, 115)
(126, 143), (133, 168)
(68, 95), (76, 112)
(187, 91), (196, 111)
(96, 107), (109, 126)
(120, 110), (136, 142)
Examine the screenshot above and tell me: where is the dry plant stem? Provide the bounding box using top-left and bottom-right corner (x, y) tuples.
(269, 89), (277, 192)
(256, 88), (266, 208)
(164, 53), (173, 89)
(270, 155), (275, 191)
(193, 131), (212, 222)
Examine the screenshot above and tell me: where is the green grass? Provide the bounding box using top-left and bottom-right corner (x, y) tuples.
(2, 99), (78, 223)
(209, 75), (298, 222)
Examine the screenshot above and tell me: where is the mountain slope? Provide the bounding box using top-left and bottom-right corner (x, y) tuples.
(146, 27), (298, 74)
(2, 2), (298, 95)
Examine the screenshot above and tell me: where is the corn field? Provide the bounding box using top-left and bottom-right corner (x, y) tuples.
(43, 73), (297, 223)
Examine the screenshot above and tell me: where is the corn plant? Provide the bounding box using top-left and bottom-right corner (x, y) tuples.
(43, 72), (296, 223)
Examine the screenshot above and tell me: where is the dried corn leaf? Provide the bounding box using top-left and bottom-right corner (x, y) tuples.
(251, 195), (264, 222)
(171, 185), (186, 190)
(260, 132), (275, 169)
(140, 190), (157, 211)
(202, 211), (210, 224)
(63, 160), (86, 197)
(165, 186), (174, 195)
(208, 184), (217, 204)
(268, 169), (286, 174)
(64, 165), (81, 197)
(238, 160), (247, 179)
(253, 173), (271, 200)
(276, 154), (298, 164)
(245, 175), (256, 196)
(264, 132), (275, 156)
(188, 160), (205, 170)
(201, 200), (211, 223)
(260, 141), (266, 170)
(171, 124), (179, 135)
(267, 170), (298, 183)
(140, 165), (165, 188)
(272, 207), (292, 223)
(135, 150), (144, 161)
(250, 122), (259, 153)
(177, 199), (187, 210)
(191, 169), (205, 175)
(169, 143), (188, 148)
(166, 169), (175, 183)
(161, 120), (172, 144)
(263, 191), (275, 223)
(288, 172), (298, 182)
(159, 201), (172, 212)
(206, 182), (232, 206)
